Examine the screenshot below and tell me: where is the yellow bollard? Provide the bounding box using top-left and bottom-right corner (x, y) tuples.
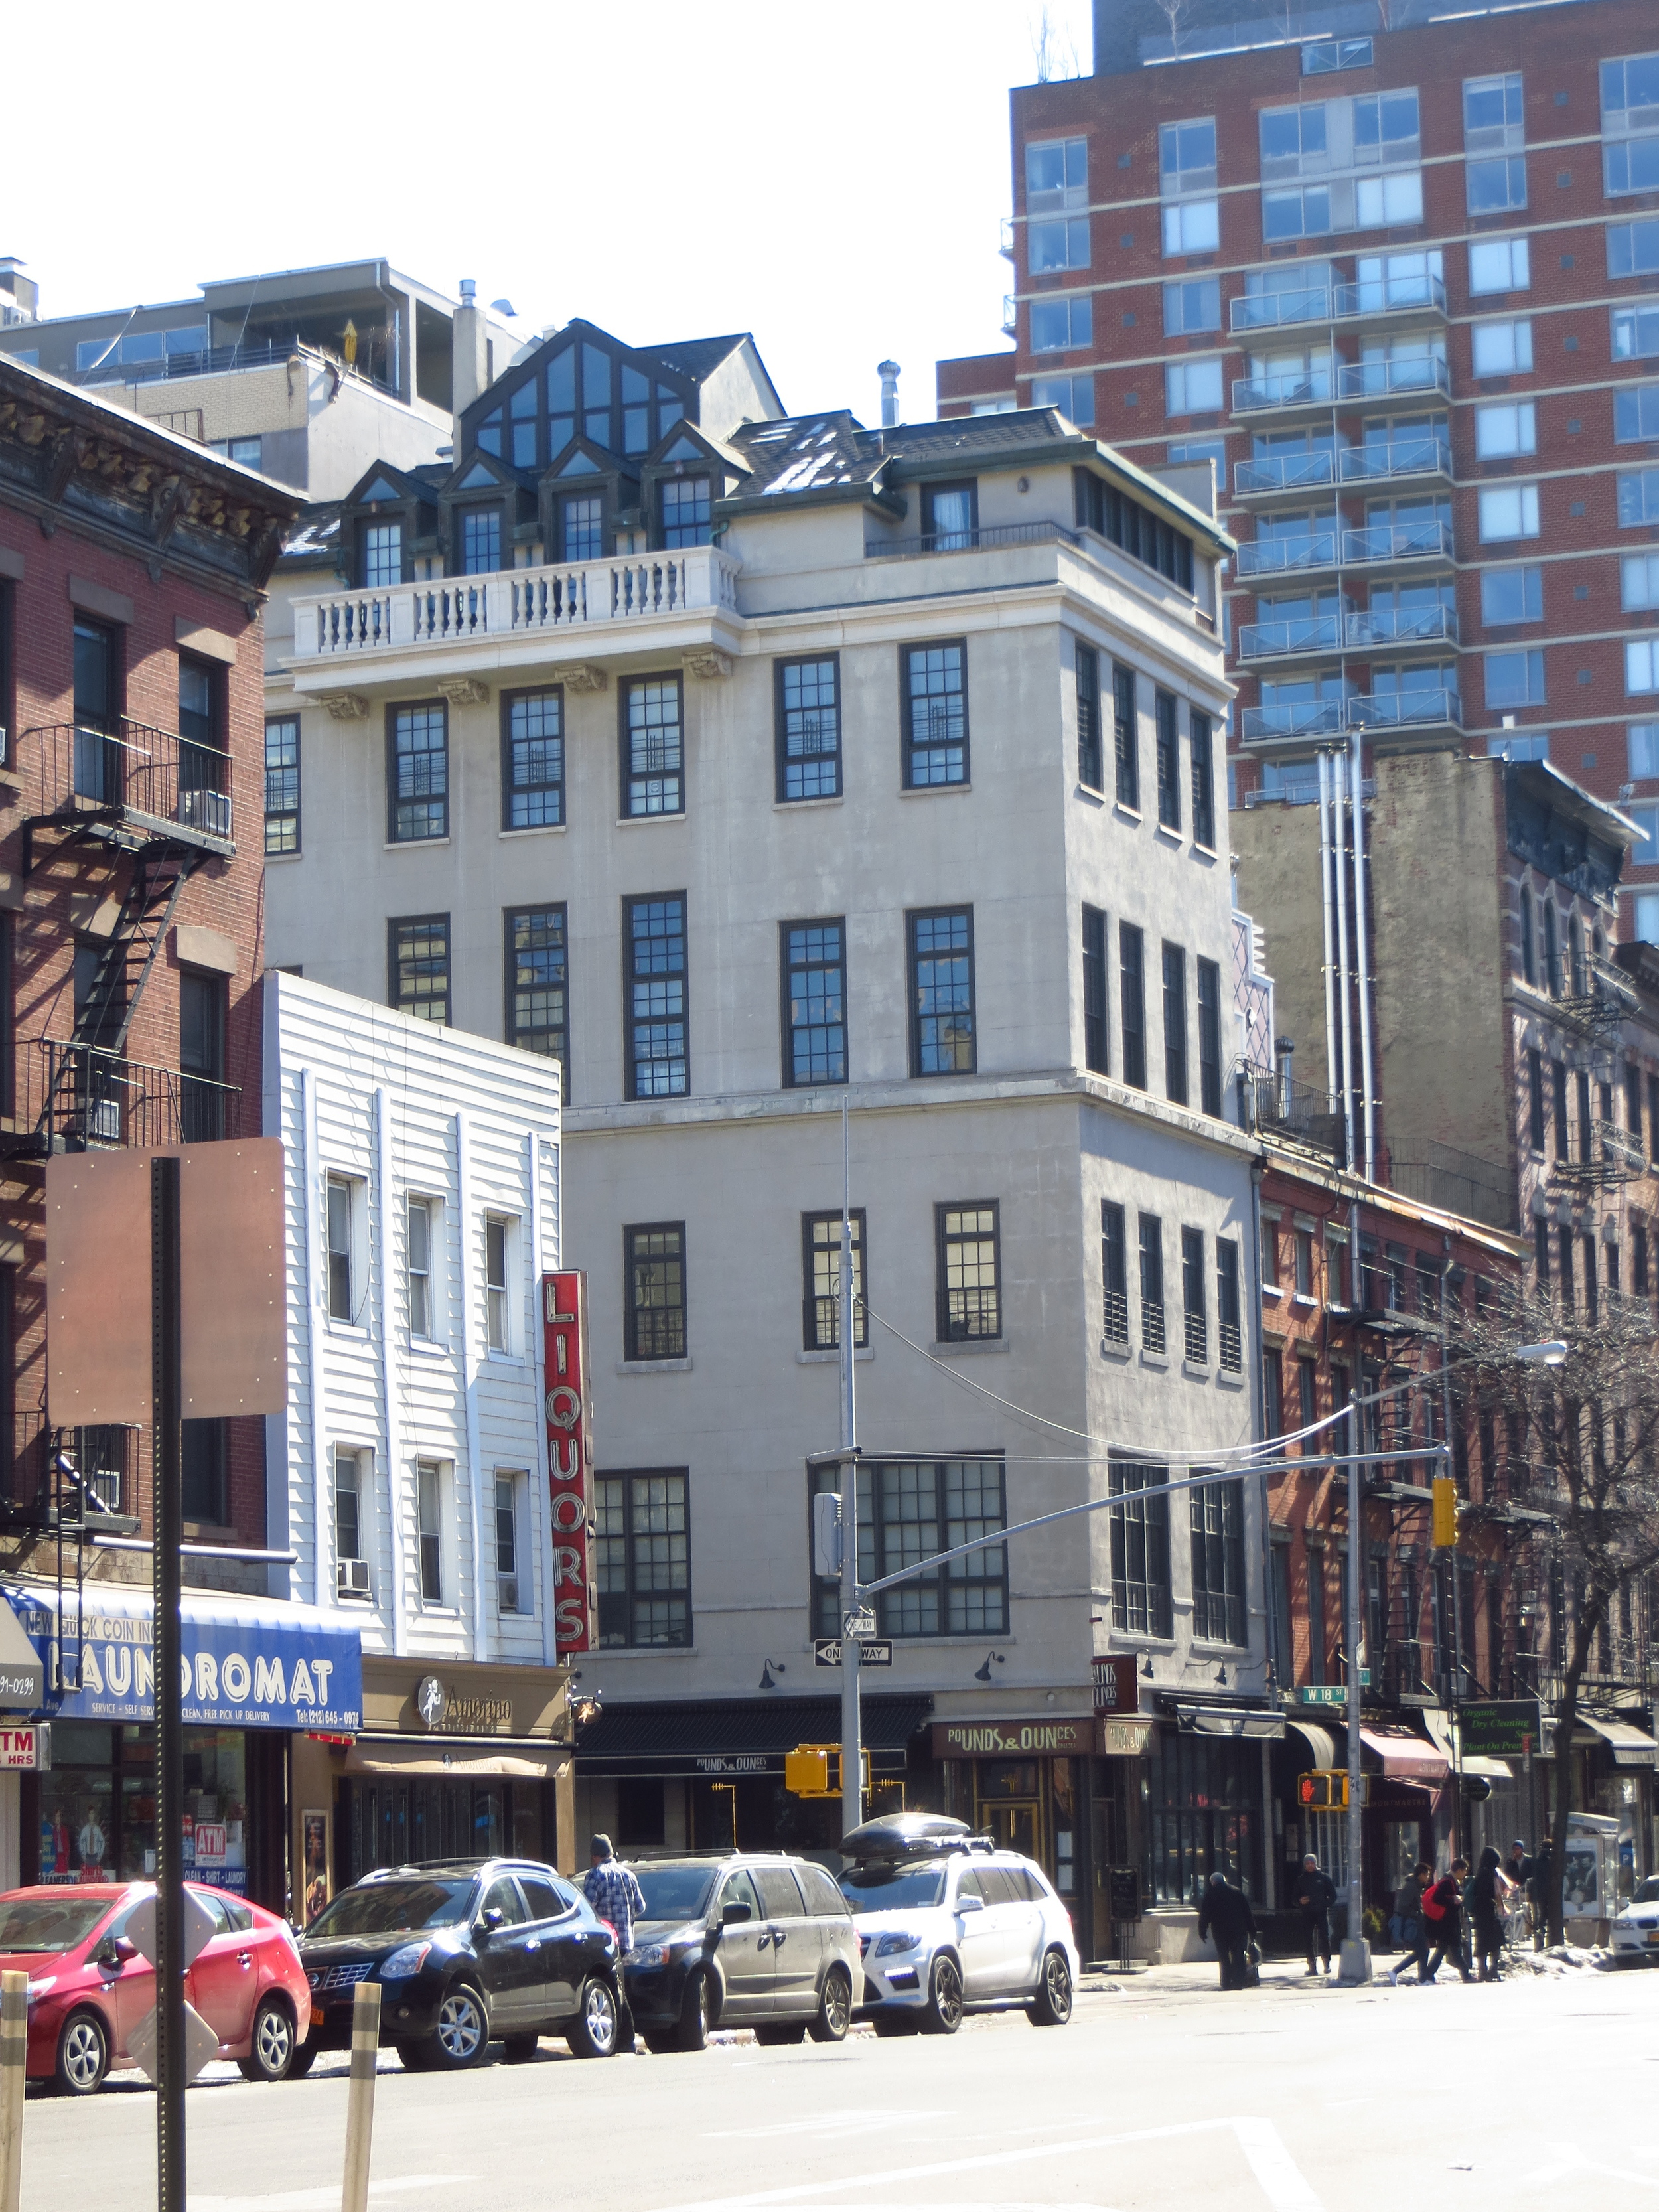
(340, 1979), (382, 2212)
(0, 1968), (26, 2212)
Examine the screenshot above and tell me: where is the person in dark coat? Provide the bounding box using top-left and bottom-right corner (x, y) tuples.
(1387, 1860), (1433, 1985)
(1526, 1836), (1552, 1950)
(1421, 1858), (1472, 1983)
(1294, 1853), (1337, 1976)
(1469, 1845), (1514, 1980)
(1504, 1838), (1528, 1891)
(1196, 1870), (1257, 1990)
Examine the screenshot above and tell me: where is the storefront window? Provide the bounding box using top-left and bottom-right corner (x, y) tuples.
(38, 1724), (247, 1892)
(342, 1777), (545, 1885)
(1142, 1732), (1262, 1905)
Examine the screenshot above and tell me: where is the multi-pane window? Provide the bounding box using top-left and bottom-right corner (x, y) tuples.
(1463, 74), (1526, 212)
(505, 905), (567, 1069)
(1155, 690), (1180, 830)
(1189, 710), (1215, 848)
(1031, 374), (1094, 425)
(1082, 905), (1109, 1074)
(1162, 943), (1188, 1104)
(1471, 317), (1532, 375)
(496, 1476), (522, 1614)
(326, 1175), (355, 1322)
(802, 1211), (866, 1351)
(1029, 213), (1090, 273)
(1615, 385), (1659, 444)
(1626, 556), (1659, 611)
(1482, 567), (1543, 625)
(937, 1203), (1000, 1342)
(661, 477), (711, 548)
(561, 494), (603, 563)
(776, 656), (841, 802)
(1190, 1477), (1246, 1645)
(1109, 1458), (1172, 1637)
(388, 703), (447, 841)
(622, 676), (683, 816)
(264, 715), (299, 855)
(1114, 664), (1138, 808)
(1181, 1226), (1208, 1363)
(1076, 644), (1102, 789)
(503, 690), (563, 829)
(362, 522), (402, 589)
(1216, 1240), (1242, 1370)
(460, 508), (501, 575)
(334, 1447), (362, 1568)
(1608, 220), (1659, 279)
(1484, 650), (1546, 708)
(1160, 117), (1218, 255)
(1602, 54), (1659, 195)
(1479, 482), (1540, 541)
(812, 1459), (1007, 1639)
(1475, 400), (1536, 459)
(1619, 469), (1659, 528)
(625, 895), (687, 1098)
(909, 909), (975, 1076)
(388, 915), (450, 1025)
(1262, 1349), (1283, 1436)
(1027, 135), (1088, 212)
(624, 1224), (686, 1361)
(1120, 922), (1146, 1088)
(782, 921), (847, 1086)
(902, 641), (968, 787)
(596, 1471), (691, 1647)
(1163, 278), (1221, 335)
(1102, 1201), (1129, 1343)
(485, 1218), (511, 1352)
(417, 1461), (443, 1603)
(407, 1197), (433, 1339)
(1613, 301), (1659, 361)
(1469, 235), (1530, 295)
(1032, 295), (1092, 352)
(1166, 358), (1224, 415)
(1139, 1212), (1165, 1353)
(1196, 957), (1222, 1116)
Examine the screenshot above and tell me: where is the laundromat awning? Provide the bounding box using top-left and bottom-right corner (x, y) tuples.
(574, 1694), (933, 1778)
(1173, 1705), (1285, 1740)
(1577, 1715), (1659, 1767)
(1359, 1727), (1449, 1782)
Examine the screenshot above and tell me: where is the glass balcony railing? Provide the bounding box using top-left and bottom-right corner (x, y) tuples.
(1340, 520), (1455, 564)
(1333, 270), (1447, 320)
(1347, 686), (1462, 731)
(1230, 287), (1336, 334)
(1240, 698), (1348, 741)
(1231, 369), (1334, 413)
(1338, 437), (1452, 483)
(1336, 355), (1450, 402)
(1238, 690), (1462, 742)
(1344, 604), (1459, 649)
(1236, 532), (1340, 577)
(1234, 449), (1340, 494)
(1238, 614), (1346, 659)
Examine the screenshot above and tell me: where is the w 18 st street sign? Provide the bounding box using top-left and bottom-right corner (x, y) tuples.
(813, 1638), (893, 1668)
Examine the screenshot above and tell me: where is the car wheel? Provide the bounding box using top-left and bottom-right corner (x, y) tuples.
(675, 1970), (710, 2053)
(502, 2035), (541, 2063)
(808, 1966), (852, 2044)
(1028, 1947), (1073, 2028)
(567, 1978), (620, 2059)
(396, 2040), (431, 2073)
(870, 2013), (918, 2038)
(642, 2033), (675, 2055)
(285, 2041), (321, 2079)
(753, 2021), (806, 2046)
(919, 1954), (963, 2035)
(237, 1995), (298, 2082)
(55, 2010), (109, 2097)
(429, 1983), (489, 2069)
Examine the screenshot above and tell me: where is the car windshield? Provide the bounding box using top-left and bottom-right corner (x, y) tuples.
(1630, 1876), (1659, 1905)
(0, 1897), (113, 1953)
(307, 1878), (474, 1939)
(839, 1862), (948, 1909)
(634, 1866), (717, 1923)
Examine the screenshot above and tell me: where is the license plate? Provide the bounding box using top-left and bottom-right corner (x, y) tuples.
(311, 2004), (326, 2026)
(1646, 1932), (1659, 1945)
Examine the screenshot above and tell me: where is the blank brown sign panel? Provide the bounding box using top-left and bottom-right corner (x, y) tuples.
(46, 1140), (287, 1426)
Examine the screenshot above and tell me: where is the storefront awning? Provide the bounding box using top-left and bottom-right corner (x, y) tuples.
(1, 1580), (362, 1732)
(1461, 1755), (1514, 1781)
(1288, 1722), (1336, 1769)
(1173, 1705), (1285, 1740)
(575, 1694), (932, 1777)
(344, 1738), (567, 1780)
(1359, 1727), (1449, 1782)
(1577, 1715), (1659, 1767)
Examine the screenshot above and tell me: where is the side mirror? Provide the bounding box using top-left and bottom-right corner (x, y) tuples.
(721, 1901), (752, 1925)
(955, 1893), (985, 1915)
(476, 1907), (504, 1937)
(113, 1936), (139, 1965)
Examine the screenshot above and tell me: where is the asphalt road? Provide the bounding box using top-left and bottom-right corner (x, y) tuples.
(19, 1958), (1659, 2211)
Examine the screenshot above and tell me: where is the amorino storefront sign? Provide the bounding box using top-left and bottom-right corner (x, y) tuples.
(3, 1582), (362, 1732)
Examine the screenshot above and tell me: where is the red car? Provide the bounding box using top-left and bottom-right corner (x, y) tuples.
(0, 1882), (312, 2095)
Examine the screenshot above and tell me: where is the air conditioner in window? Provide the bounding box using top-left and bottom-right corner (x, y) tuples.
(178, 787), (232, 838)
(336, 1557), (372, 1602)
(87, 1466), (122, 1514)
(497, 1574), (519, 1617)
(86, 1098), (122, 1143)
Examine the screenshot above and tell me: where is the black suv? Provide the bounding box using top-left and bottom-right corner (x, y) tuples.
(295, 1858), (620, 2071)
(624, 1853), (861, 2052)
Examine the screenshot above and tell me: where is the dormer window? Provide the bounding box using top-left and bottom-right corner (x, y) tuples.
(561, 495), (604, 563)
(662, 475), (712, 548)
(509, 379), (537, 468)
(363, 521), (403, 589)
(460, 507), (502, 575)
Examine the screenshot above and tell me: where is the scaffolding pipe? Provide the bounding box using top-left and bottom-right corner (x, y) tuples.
(1350, 726), (1378, 1181)
(1318, 750), (1340, 1113)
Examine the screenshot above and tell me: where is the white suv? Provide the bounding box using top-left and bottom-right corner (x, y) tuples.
(838, 1814), (1078, 2034)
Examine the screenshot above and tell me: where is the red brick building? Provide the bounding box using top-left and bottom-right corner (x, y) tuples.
(939, 0), (1659, 945)
(0, 358), (296, 1566)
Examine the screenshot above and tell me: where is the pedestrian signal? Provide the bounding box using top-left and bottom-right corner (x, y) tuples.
(785, 1747), (830, 1796)
(1431, 1475), (1459, 1548)
(1297, 1770), (1349, 1810)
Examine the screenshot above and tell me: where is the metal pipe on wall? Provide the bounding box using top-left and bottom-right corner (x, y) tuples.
(1332, 747), (1356, 1170)
(1350, 728), (1378, 1181)
(1318, 751), (1339, 1113)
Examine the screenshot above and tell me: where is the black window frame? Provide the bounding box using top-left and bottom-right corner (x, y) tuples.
(623, 893), (689, 1101)
(936, 1200), (1002, 1343)
(1113, 663), (1139, 808)
(1102, 1199), (1129, 1343)
(0, 577), (12, 767)
(1528, 1049), (1547, 1151)
(182, 1418), (228, 1527)
(1076, 642), (1102, 790)
(458, 503), (504, 577)
(595, 1467), (691, 1649)
(179, 966), (228, 1143)
(558, 490), (606, 565)
(1216, 1238), (1242, 1370)
(177, 652), (223, 751)
(775, 653), (843, 803)
(264, 713), (301, 856)
(1181, 1224), (1208, 1363)
(623, 1222), (687, 1363)
(504, 903), (568, 1072)
(1553, 1059), (1569, 1159)
(659, 474), (713, 550)
(1190, 1475), (1246, 1646)
(1082, 905), (1110, 1074)
(901, 639), (970, 789)
(620, 674), (685, 820)
(922, 480), (979, 548)
(1196, 956), (1222, 1116)
(1162, 942), (1189, 1104)
(1190, 707), (1216, 848)
(810, 1457), (1007, 1640)
(387, 913), (451, 1025)
(780, 918), (847, 1088)
(1120, 922), (1147, 1089)
(1109, 1457), (1173, 1638)
(908, 907), (976, 1077)
(802, 1210), (867, 1351)
(358, 515), (407, 589)
(501, 686), (565, 831)
(1155, 688), (1181, 831)
(386, 700), (449, 844)
(1139, 1211), (1165, 1353)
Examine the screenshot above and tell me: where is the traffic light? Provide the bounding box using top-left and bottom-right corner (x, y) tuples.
(784, 1747), (830, 1797)
(1296, 1770), (1349, 1810)
(1431, 1475), (1460, 1548)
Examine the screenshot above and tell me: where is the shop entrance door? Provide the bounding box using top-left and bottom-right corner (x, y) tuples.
(980, 1800), (1041, 1860)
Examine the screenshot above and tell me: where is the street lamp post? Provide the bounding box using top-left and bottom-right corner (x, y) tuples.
(838, 1100), (863, 1838)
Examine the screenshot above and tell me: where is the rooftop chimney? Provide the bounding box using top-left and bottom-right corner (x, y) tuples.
(878, 359), (901, 429)
(452, 278), (488, 415)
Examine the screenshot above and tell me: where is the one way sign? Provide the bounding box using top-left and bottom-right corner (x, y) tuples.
(814, 1638), (893, 1668)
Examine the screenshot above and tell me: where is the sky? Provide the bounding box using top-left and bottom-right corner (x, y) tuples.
(9, 0), (1094, 426)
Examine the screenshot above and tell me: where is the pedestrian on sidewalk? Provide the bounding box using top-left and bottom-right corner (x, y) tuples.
(1294, 1852), (1336, 1977)
(1388, 1860), (1434, 1984)
(1419, 1859), (1472, 1984)
(1526, 1835), (1552, 1951)
(583, 1833), (646, 2049)
(1469, 1846), (1514, 1980)
(1196, 1870), (1257, 1990)
(1504, 1838), (1528, 1892)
